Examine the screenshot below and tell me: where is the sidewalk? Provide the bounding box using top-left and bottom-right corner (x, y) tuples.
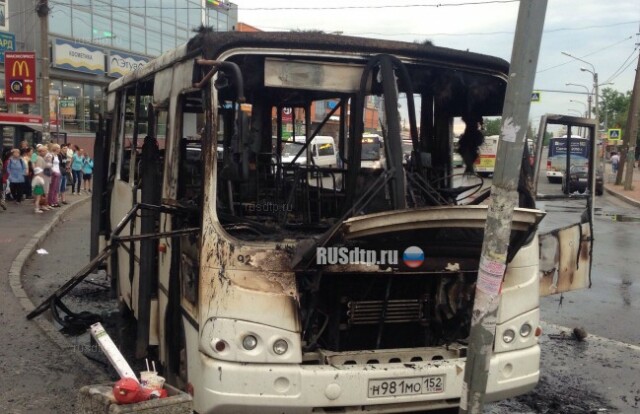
(603, 163), (640, 208)
(0, 191), (108, 414)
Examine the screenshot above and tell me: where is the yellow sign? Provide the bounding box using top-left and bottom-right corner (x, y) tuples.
(12, 60), (29, 77)
(478, 157), (495, 167)
(608, 129), (622, 140)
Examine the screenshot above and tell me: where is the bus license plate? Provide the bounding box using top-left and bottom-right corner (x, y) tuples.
(368, 376), (445, 398)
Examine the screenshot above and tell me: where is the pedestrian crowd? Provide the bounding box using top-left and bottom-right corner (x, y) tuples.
(1, 141), (93, 214)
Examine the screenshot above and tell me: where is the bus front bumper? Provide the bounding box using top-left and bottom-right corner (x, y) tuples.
(195, 345), (540, 414)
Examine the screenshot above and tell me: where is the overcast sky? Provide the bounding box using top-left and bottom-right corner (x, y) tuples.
(232, 0), (639, 132)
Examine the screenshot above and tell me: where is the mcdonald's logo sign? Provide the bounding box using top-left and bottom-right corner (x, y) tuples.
(5, 51), (37, 104)
(12, 60), (29, 77)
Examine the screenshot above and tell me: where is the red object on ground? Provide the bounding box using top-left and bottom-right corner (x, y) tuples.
(113, 378), (142, 404)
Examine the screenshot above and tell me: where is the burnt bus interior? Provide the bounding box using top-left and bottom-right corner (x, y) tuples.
(99, 32), (540, 357)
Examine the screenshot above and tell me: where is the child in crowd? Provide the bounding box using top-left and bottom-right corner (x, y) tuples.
(32, 167), (46, 213)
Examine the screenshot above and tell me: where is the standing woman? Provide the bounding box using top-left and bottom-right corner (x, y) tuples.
(47, 144), (62, 208)
(82, 155), (94, 193)
(58, 144), (70, 204)
(71, 149), (85, 194)
(21, 147), (34, 199)
(7, 149), (26, 203)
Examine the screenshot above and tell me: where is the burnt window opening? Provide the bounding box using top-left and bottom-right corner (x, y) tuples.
(209, 52), (531, 242)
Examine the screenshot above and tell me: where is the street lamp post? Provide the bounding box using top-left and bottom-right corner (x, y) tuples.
(567, 84), (592, 117)
(562, 51), (601, 171)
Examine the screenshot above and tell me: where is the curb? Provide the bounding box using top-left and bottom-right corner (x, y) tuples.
(8, 195), (110, 382)
(604, 186), (640, 209)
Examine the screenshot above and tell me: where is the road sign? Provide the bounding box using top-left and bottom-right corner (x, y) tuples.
(4, 52), (37, 104)
(608, 128), (622, 140)
(531, 91), (541, 102)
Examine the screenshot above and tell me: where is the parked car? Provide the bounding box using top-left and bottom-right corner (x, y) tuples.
(562, 165), (603, 195)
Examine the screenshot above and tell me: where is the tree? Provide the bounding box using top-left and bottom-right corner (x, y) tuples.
(599, 87), (639, 153)
(483, 117), (502, 136)
(598, 88), (631, 131)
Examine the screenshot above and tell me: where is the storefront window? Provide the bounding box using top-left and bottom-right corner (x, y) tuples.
(72, 9), (93, 41)
(49, 5), (73, 38)
(113, 20), (131, 51)
(61, 81), (83, 133)
(131, 26), (146, 55)
(113, 0), (129, 22)
(49, 80), (63, 127)
(84, 84), (104, 133)
(147, 30), (162, 56)
(93, 14), (113, 46)
(188, 1), (202, 29)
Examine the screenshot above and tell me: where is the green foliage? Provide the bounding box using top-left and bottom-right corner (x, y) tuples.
(543, 131), (553, 146)
(483, 117), (502, 136)
(598, 88), (631, 130)
(598, 87), (638, 145)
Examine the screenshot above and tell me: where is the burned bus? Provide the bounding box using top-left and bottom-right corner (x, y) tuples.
(89, 30), (592, 413)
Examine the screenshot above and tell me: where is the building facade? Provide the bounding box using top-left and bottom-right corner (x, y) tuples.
(1, 0), (238, 140)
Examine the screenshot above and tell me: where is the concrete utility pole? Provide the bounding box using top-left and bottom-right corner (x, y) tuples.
(621, 47), (640, 190)
(459, 1), (547, 413)
(36, 0), (50, 141)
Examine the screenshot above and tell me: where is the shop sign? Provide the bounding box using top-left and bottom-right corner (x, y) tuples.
(108, 51), (148, 78)
(4, 51), (36, 103)
(0, 1), (8, 32)
(53, 39), (105, 75)
(0, 32), (15, 64)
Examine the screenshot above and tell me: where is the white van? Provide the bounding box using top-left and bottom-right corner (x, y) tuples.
(281, 135), (337, 168)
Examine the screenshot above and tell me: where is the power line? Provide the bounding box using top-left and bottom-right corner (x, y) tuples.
(257, 21), (639, 38)
(50, 0), (520, 11)
(606, 55), (639, 84)
(604, 47), (639, 85)
(536, 35), (634, 74)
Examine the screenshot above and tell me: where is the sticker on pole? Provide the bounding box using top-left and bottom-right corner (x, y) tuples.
(476, 258), (506, 295)
(500, 117), (520, 143)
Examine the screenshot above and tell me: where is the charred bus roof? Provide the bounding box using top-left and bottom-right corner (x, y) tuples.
(109, 31), (509, 116)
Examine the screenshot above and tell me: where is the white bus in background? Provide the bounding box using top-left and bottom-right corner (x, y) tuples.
(361, 133), (385, 169)
(546, 135), (588, 183)
(475, 134), (499, 176)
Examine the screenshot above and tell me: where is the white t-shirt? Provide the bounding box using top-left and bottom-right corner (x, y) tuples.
(611, 154), (620, 165)
(52, 154), (61, 174)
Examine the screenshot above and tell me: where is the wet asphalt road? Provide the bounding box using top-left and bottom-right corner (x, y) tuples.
(19, 183), (640, 413)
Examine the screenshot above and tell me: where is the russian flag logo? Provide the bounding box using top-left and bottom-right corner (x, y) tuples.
(403, 246), (424, 268)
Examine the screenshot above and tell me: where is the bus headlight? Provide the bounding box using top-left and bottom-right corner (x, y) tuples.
(502, 329), (516, 344)
(273, 339), (288, 355)
(520, 323), (533, 338)
(242, 334), (258, 350)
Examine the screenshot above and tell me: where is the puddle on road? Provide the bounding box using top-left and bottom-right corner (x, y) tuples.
(606, 214), (640, 222)
(596, 213), (640, 222)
